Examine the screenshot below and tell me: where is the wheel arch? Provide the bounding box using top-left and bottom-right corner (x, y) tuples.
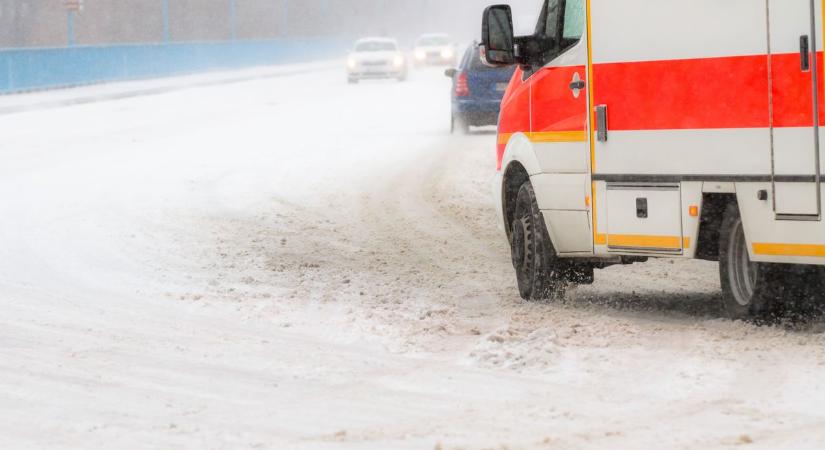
(500, 133), (542, 239)
(696, 193), (738, 261)
(502, 161), (531, 238)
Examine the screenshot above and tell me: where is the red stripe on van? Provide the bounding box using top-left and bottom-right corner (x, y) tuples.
(496, 52), (824, 171)
(592, 52), (821, 131)
(771, 52), (821, 128)
(593, 55), (770, 130)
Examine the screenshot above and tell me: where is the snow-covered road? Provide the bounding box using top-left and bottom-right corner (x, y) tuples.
(2, 65), (825, 450)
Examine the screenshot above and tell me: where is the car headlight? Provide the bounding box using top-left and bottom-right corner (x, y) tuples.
(393, 55), (405, 67)
(347, 57), (357, 70)
(415, 50), (426, 60)
(441, 48), (454, 59)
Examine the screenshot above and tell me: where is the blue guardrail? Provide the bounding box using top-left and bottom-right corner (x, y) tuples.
(0, 39), (344, 94)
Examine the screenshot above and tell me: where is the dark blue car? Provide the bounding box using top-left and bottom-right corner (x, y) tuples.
(446, 44), (516, 133)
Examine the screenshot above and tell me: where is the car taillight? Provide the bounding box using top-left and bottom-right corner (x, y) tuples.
(455, 72), (470, 97)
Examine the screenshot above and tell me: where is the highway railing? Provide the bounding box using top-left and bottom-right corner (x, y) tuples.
(0, 38), (345, 94)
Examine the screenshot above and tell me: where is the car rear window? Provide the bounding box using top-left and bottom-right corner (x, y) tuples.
(467, 48), (498, 71)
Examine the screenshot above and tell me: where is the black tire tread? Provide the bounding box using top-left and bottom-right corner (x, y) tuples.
(511, 182), (565, 301)
(718, 203), (783, 322)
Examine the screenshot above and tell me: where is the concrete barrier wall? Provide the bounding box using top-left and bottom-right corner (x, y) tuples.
(0, 39), (344, 94)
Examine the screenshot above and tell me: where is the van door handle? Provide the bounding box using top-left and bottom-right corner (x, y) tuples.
(595, 105), (608, 142)
(569, 80), (586, 90)
(801, 35), (811, 71)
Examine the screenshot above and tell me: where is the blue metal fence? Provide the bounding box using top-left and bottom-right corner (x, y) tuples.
(0, 39), (345, 94)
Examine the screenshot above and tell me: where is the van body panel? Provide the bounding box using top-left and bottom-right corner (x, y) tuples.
(496, 0), (825, 265)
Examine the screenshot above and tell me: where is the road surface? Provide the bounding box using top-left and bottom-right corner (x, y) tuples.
(1, 65), (825, 449)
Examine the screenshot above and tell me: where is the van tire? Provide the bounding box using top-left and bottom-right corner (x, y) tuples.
(510, 182), (565, 301)
(718, 203), (782, 322)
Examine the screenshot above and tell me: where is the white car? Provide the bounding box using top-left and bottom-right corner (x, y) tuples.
(413, 33), (457, 67)
(346, 38), (407, 83)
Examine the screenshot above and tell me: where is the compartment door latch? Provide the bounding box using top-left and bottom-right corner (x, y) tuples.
(636, 198), (648, 219)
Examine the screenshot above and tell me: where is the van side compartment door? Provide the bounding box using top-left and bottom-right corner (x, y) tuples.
(605, 184), (684, 253)
(769, 0), (822, 219)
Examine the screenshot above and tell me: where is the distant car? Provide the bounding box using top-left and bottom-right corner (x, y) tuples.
(413, 33), (457, 67)
(446, 44), (516, 133)
(347, 38), (407, 83)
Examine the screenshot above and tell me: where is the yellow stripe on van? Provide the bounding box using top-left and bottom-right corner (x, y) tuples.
(586, 0), (599, 248)
(606, 234), (690, 250)
(753, 243), (825, 258)
(498, 131), (587, 146)
(525, 131), (587, 143)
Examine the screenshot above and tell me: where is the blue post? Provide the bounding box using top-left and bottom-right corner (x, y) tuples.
(162, 0), (170, 43)
(67, 11), (76, 47)
(229, 0), (237, 40)
(4, 55), (12, 92)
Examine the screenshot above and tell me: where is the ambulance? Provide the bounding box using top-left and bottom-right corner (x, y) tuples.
(481, 0), (825, 320)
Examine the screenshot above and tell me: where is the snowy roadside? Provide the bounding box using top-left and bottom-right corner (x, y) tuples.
(1, 65), (825, 450)
(0, 60), (340, 116)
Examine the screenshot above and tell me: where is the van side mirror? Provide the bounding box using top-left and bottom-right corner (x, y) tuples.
(481, 5), (516, 66)
(444, 68), (458, 78)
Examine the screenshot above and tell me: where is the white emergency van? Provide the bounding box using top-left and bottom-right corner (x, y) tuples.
(482, 0), (825, 320)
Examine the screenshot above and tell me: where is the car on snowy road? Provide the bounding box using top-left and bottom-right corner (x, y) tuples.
(445, 44), (515, 133)
(413, 33), (458, 67)
(347, 37), (408, 83)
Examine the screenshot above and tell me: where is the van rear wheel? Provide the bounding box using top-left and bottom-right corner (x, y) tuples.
(718, 203), (782, 322)
(510, 182), (565, 301)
